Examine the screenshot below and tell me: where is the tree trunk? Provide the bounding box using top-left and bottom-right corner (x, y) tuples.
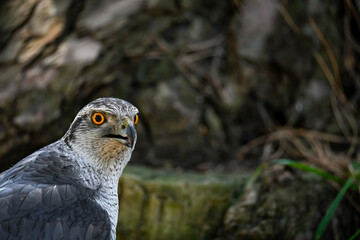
(0, 0), (356, 171)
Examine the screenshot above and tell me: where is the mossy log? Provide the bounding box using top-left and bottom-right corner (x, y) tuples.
(117, 166), (360, 240)
(117, 166), (246, 240)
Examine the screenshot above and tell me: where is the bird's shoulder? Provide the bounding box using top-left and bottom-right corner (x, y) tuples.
(0, 140), (100, 220)
(0, 140), (96, 186)
(0, 141), (111, 239)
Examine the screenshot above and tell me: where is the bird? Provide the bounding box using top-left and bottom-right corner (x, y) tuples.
(0, 97), (139, 240)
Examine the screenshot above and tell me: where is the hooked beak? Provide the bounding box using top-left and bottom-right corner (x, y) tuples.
(122, 122), (136, 148)
(104, 119), (137, 149)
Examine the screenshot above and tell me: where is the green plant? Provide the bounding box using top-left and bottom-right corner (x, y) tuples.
(274, 158), (359, 240)
(348, 229), (360, 240)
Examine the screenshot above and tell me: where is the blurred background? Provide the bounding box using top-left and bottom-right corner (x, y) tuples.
(1, 0), (360, 239)
(1, 0), (358, 172)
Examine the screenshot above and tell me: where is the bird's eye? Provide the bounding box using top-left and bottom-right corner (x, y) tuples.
(134, 114), (139, 125)
(92, 112), (105, 125)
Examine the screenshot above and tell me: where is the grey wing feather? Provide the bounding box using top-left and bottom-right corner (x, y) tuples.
(0, 147), (111, 240)
(0, 186), (111, 239)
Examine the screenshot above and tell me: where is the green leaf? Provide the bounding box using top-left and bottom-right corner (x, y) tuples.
(232, 163), (268, 204)
(348, 229), (360, 240)
(274, 159), (357, 191)
(314, 176), (355, 240)
(350, 161), (360, 183)
(351, 162), (360, 173)
(245, 162), (268, 189)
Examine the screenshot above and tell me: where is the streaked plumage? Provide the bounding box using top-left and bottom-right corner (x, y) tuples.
(0, 98), (138, 240)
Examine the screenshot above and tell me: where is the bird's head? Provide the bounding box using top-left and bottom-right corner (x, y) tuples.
(62, 98), (139, 168)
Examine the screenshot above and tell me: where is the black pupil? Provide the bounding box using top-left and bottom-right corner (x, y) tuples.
(95, 115), (102, 123)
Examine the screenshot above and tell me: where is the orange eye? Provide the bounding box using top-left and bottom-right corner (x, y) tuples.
(134, 114), (139, 125)
(92, 112), (105, 125)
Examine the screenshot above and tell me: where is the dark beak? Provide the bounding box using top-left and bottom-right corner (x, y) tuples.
(123, 122), (136, 148)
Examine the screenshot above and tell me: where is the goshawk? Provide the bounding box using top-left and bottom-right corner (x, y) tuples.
(0, 97), (139, 239)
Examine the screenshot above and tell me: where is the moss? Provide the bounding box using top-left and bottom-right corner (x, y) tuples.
(117, 165), (246, 240)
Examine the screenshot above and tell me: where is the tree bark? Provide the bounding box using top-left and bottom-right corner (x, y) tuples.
(0, 0), (356, 172)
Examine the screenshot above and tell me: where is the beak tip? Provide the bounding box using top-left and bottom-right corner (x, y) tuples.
(125, 123), (136, 149)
